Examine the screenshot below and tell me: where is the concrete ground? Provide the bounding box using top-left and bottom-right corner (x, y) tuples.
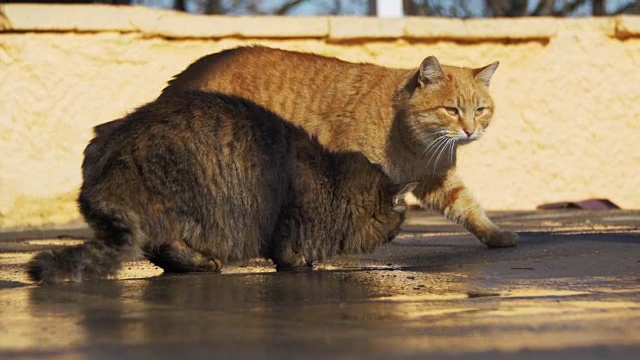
(0, 210), (638, 359)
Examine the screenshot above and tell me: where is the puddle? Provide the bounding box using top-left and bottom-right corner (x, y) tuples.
(373, 293), (470, 302)
(396, 232), (467, 238)
(520, 225), (639, 234)
(501, 289), (588, 298)
(602, 215), (640, 222)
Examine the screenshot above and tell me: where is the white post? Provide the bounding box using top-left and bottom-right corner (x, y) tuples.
(375, 0), (404, 18)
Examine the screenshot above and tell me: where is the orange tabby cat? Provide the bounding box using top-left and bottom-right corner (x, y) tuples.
(90, 46), (517, 248)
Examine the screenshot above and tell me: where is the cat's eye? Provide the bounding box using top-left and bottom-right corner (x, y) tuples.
(474, 107), (485, 116)
(445, 107), (459, 116)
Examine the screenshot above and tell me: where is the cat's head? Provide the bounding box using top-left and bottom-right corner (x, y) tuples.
(367, 180), (414, 240)
(336, 153), (418, 242)
(405, 56), (499, 149)
(353, 160), (419, 238)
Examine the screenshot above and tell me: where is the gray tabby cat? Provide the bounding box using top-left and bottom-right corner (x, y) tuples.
(27, 92), (415, 283)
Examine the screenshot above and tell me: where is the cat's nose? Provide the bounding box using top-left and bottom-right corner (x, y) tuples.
(463, 129), (474, 137)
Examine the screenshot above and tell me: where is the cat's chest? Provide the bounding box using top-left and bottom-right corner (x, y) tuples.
(383, 161), (425, 184)
(383, 152), (452, 184)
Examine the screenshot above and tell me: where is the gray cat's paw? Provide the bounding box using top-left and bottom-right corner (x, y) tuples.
(204, 258), (222, 272)
(275, 253), (309, 270)
(485, 230), (518, 248)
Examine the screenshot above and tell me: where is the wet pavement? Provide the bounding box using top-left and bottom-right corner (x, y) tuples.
(0, 210), (638, 359)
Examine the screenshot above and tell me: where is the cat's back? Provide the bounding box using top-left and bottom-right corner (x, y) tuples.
(85, 92), (292, 198)
(112, 92), (288, 153)
(161, 47), (394, 126)
(163, 46), (355, 96)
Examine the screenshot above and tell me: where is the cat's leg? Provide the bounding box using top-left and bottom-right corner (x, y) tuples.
(146, 242), (222, 273)
(416, 169), (518, 248)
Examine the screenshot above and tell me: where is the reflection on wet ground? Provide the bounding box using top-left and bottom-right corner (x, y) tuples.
(0, 210), (638, 359)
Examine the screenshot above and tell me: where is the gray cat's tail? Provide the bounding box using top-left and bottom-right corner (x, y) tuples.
(27, 241), (124, 284)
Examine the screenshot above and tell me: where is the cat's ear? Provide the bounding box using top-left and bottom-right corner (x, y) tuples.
(474, 61), (499, 87)
(418, 56), (445, 88)
(392, 182), (419, 213)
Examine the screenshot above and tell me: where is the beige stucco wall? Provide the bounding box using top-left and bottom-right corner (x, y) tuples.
(1, 4), (639, 229)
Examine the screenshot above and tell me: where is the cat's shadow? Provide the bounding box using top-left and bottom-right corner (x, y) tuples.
(0, 280), (28, 289)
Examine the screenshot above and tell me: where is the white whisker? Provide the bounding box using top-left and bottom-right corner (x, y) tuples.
(422, 136), (441, 156)
(433, 138), (453, 173)
(425, 135), (447, 151)
(426, 136), (450, 171)
(423, 135), (448, 157)
(449, 139), (457, 164)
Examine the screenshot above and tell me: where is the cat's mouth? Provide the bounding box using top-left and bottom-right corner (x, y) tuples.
(455, 135), (480, 144)
(455, 130), (483, 143)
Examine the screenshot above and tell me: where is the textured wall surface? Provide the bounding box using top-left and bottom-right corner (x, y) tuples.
(1, 4), (639, 228)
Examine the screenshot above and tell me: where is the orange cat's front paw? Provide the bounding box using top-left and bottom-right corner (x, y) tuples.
(484, 230), (518, 248)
